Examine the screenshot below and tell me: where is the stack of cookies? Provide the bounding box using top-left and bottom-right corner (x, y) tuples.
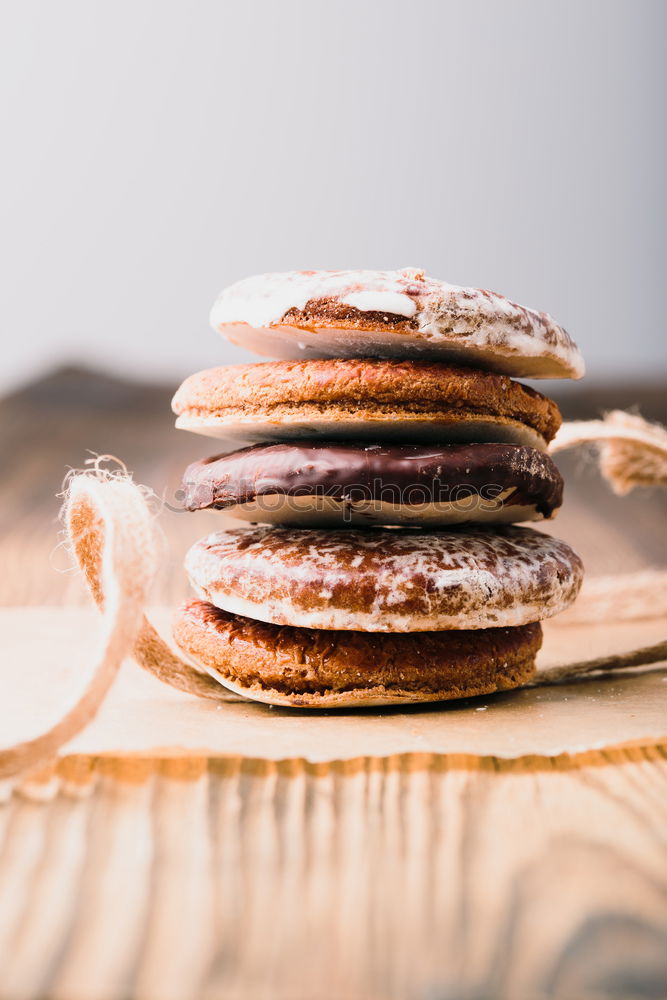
(171, 269), (584, 708)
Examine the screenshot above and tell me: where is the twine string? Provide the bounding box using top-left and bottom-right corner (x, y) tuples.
(550, 409), (667, 494)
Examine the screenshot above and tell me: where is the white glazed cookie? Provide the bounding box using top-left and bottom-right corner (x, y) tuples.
(184, 525), (584, 632)
(210, 268), (584, 379)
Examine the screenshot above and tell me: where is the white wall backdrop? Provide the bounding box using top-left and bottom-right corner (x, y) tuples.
(0, 0), (664, 392)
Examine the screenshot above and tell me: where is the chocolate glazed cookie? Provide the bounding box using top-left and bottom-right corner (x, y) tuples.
(181, 441), (564, 527)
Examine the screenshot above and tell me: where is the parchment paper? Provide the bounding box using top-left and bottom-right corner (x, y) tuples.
(3, 607), (666, 761)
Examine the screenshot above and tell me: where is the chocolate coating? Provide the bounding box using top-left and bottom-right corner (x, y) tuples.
(182, 441), (563, 519)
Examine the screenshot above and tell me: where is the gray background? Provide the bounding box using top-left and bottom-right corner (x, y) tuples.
(1, 0), (664, 393)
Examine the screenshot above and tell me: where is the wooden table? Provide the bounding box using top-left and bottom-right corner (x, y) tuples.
(1, 369), (666, 1000)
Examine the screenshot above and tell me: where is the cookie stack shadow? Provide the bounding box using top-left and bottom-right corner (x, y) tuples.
(171, 269), (584, 708)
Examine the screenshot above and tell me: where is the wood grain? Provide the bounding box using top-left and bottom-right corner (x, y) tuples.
(0, 753), (665, 1000)
(1, 369), (666, 999)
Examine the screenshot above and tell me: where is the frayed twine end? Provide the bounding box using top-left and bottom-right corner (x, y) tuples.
(59, 453), (164, 524)
(550, 409), (667, 496)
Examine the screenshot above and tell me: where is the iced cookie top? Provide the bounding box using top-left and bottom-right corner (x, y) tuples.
(210, 268), (584, 379)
